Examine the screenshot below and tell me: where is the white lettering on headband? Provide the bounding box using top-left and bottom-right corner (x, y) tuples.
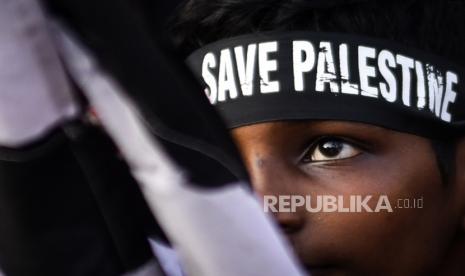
(200, 40), (458, 123)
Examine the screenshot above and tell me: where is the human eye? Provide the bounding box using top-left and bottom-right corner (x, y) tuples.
(300, 136), (363, 163)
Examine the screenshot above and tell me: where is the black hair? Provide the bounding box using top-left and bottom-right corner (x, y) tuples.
(172, 0), (465, 182)
(431, 139), (458, 184)
(172, 0), (465, 62)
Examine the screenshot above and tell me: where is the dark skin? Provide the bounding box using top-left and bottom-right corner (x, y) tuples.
(231, 121), (465, 276)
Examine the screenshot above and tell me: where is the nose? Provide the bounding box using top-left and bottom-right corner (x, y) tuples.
(247, 154), (307, 235)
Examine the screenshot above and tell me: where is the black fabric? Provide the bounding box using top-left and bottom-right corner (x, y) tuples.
(64, 122), (165, 266)
(0, 126), (154, 276)
(187, 31), (465, 139)
(0, 1), (248, 274)
(42, 0), (249, 188)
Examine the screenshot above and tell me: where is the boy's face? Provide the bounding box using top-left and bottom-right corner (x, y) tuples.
(231, 121), (465, 276)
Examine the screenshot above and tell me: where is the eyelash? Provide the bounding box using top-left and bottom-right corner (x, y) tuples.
(299, 136), (367, 164)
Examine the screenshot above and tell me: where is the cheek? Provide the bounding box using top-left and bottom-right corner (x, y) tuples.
(298, 144), (452, 273)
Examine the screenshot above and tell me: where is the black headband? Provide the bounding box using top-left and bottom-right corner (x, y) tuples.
(187, 32), (465, 138)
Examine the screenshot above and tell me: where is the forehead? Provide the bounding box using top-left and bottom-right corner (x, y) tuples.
(230, 120), (430, 154)
(232, 120), (394, 139)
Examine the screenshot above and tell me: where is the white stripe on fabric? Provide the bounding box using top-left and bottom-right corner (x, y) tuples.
(54, 25), (304, 276)
(149, 240), (185, 276)
(0, 0), (78, 147)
